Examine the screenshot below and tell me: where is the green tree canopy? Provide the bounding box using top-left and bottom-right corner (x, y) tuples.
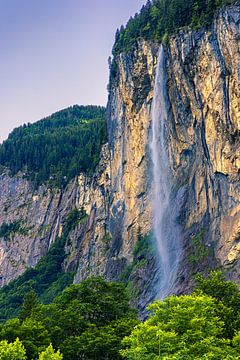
(111, 0), (236, 63)
(19, 290), (38, 322)
(38, 344), (62, 360)
(195, 271), (240, 338)
(121, 293), (240, 359)
(0, 318), (51, 360)
(0, 338), (26, 360)
(32, 277), (139, 359)
(0, 274), (239, 359)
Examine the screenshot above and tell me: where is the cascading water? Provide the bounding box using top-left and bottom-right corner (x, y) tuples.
(150, 45), (182, 299)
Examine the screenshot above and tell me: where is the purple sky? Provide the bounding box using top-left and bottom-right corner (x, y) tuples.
(0, 0), (146, 143)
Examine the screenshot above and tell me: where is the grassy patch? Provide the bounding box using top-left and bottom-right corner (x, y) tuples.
(120, 233), (154, 298)
(188, 229), (211, 264)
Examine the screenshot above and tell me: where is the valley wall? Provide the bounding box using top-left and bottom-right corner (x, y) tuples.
(0, 4), (239, 306)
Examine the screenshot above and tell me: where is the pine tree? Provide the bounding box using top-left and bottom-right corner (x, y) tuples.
(19, 290), (38, 322)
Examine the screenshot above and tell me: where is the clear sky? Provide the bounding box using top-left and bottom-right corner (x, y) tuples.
(0, 0), (146, 143)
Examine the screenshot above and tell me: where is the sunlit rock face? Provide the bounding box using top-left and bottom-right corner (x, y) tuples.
(106, 41), (155, 271)
(106, 3), (240, 297)
(0, 4), (239, 310)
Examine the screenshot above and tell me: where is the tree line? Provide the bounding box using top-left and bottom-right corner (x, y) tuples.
(0, 105), (107, 188)
(0, 272), (239, 358)
(112, 0), (236, 57)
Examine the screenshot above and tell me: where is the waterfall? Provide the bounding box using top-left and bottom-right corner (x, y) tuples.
(150, 45), (182, 299)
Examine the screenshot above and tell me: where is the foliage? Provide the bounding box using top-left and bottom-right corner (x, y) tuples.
(0, 236), (74, 323)
(65, 208), (88, 234)
(0, 221), (29, 240)
(0, 273), (239, 359)
(0, 278), (138, 360)
(111, 0), (236, 80)
(19, 291), (38, 322)
(0, 105), (107, 188)
(0, 338), (26, 360)
(195, 271), (240, 338)
(120, 233), (155, 299)
(121, 292), (240, 359)
(188, 229), (212, 264)
(121, 234), (154, 282)
(61, 319), (138, 360)
(31, 277), (138, 359)
(38, 344), (62, 360)
(133, 233), (154, 258)
(0, 318), (50, 359)
(0, 335), (62, 360)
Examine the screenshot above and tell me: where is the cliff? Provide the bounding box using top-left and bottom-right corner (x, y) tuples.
(106, 3), (240, 300)
(0, 171), (75, 285)
(0, 3), (239, 310)
(166, 4), (240, 287)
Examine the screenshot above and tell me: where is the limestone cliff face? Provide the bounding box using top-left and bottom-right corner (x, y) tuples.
(0, 144), (111, 286)
(166, 4), (240, 286)
(0, 171), (77, 285)
(64, 144), (111, 280)
(106, 43), (155, 273)
(106, 3), (240, 294)
(0, 4), (239, 305)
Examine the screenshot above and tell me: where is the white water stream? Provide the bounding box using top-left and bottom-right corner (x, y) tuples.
(150, 45), (182, 299)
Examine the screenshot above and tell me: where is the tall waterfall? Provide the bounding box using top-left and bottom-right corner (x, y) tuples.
(150, 45), (182, 299)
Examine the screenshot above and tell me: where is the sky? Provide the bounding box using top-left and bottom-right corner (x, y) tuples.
(0, 0), (146, 143)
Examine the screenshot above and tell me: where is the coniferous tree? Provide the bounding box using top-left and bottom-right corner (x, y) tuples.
(19, 290), (38, 322)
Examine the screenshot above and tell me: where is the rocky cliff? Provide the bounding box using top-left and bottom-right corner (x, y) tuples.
(0, 171), (74, 286)
(166, 4), (240, 288)
(106, 3), (240, 298)
(0, 3), (239, 309)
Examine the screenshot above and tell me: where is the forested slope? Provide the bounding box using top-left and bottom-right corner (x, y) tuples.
(0, 105), (107, 188)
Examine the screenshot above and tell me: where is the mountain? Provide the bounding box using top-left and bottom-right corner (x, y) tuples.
(0, 0), (239, 321)
(0, 105), (106, 188)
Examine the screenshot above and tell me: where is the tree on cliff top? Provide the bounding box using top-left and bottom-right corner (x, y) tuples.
(112, 0), (236, 58)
